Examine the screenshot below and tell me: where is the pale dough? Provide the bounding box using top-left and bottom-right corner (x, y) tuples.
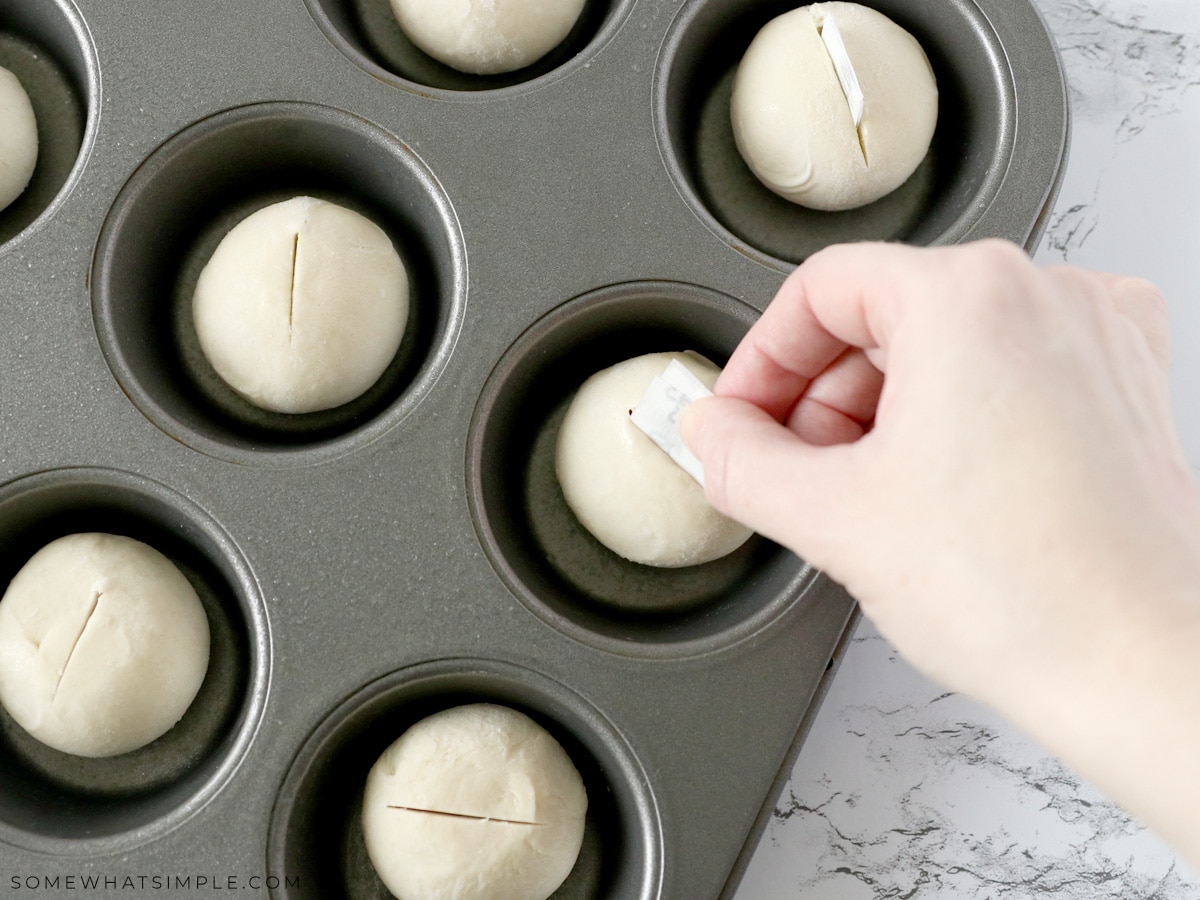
(0, 65), (38, 213)
(0, 533), (210, 758)
(362, 703), (587, 900)
(388, 0), (587, 75)
(555, 351), (753, 568)
(193, 196), (409, 414)
(731, 2), (938, 211)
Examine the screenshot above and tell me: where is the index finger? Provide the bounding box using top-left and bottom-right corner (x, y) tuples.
(715, 240), (1019, 417)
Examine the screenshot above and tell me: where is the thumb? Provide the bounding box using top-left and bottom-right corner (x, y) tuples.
(681, 396), (853, 564)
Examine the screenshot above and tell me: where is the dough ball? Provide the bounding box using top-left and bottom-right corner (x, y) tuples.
(731, 2), (938, 211)
(555, 351), (753, 568)
(362, 703), (587, 900)
(0, 533), (211, 758)
(388, 0), (587, 75)
(193, 196), (409, 414)
(0, 65), (38, 213)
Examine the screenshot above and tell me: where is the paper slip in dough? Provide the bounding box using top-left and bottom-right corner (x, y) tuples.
(630, 358), (713, 487)
(556, 351), (753, 568)
(731, 2), (938, 211)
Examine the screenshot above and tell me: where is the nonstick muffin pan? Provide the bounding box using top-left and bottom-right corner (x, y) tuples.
(0, 0), (1067, 896)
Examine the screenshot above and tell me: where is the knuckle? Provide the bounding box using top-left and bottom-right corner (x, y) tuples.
(1126, 276), (1168, 315)
(919, 240), (1032, 326)
(961, 239), (1031, 286)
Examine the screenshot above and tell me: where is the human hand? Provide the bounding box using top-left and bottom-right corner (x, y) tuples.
(683, 240), (1200, 860)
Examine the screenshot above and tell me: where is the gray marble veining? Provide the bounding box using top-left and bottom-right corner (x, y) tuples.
(1040, 0), (1200, 260)
(739, 625), (1198, 898)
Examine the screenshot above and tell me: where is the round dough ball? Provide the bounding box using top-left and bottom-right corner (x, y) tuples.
(0, 533), (211, 758)
(556, 351), (753, 568)
(362, 703), (587, 900)
(193, 196), (409, 414)
(0, 65), (38, 213)
(731, 2), (938, 211)
(388, 0), (587, 75)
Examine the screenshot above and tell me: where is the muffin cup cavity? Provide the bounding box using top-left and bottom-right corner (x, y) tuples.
(268, 660), (660, 899)
(655, 0), (1058, 267)
(0, 0), (98, 248)
(468, 282), (819, 658)
(91, 102), (466, 464)
(0, 469), (268, 854)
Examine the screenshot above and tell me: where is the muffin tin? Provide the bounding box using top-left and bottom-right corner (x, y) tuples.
(0, 0), (1067, 896)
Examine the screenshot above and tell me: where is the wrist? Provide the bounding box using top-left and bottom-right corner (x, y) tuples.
(985, 571), (1200, 867)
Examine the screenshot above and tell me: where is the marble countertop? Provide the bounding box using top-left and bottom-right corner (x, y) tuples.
(736, 0), (1200, 896)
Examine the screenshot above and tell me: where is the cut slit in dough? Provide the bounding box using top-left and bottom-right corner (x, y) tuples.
(0, 533), (210, 758)
(192, 196), (410, 415)
(361, 703), (587, 900)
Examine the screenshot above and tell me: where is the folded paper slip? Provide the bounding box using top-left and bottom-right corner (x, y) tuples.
(629, 359), (712, 487)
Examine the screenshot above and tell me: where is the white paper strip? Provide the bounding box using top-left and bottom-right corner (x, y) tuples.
(819, 13), (865, 128)
(629, 359), (712, 487)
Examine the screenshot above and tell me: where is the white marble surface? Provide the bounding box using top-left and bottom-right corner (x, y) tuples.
(736, 1), (1200, 896)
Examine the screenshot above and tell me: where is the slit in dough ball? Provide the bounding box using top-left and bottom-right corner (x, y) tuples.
(192, 196), (410, 414)
(362, 703), (588, 900)
(0, 533), (211, 758)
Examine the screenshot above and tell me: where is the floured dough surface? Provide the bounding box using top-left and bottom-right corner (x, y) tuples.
(731, 2), (938, 211)
(0, 65), (38, 214)
(193, 196), (409, 414)
(388, 0), (587, 75)
(362, 703), (587, 900)
(0, 533), (211, 758)
(556, 351), (754, 568)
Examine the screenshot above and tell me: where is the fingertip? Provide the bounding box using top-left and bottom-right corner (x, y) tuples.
(679, 395), (711, 454)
